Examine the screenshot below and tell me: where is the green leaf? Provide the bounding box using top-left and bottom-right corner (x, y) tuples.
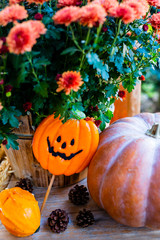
(86, 52), (109, 81)
(61, 47), (80, 55)
(99, 111), (106, 131)
(34, 57), (51, 67)
(34, 82), (48, 98)
(1, 110), (10, 125)
(105, 84), (118, 97)
(1, 107), (21, 127)
(42, 16), (53, 25)
(83, 74), (89, 82)
(104, 110), (113, 120)
(69, 110), (86, 120)
(9, 115), (19, 128)
(45, 26), (61, 40)
(6, 134), (19, 150)
(33, 97), (44, 111)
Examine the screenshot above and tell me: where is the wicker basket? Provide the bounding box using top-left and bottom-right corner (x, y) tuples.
(3, 115), (87, 187)
(0, 156), (12, 191)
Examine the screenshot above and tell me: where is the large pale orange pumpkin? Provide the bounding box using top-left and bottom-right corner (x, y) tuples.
(32, 114), (99, 176)
(0, 187), (41, 237)
(88, 112), (160, 228)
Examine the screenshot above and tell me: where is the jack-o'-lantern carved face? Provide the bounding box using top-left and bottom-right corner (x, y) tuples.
(32, 114), (99, 176)
(47, 136), (83, 160)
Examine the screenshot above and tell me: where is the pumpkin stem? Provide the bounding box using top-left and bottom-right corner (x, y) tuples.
(146, 123), (160, 139)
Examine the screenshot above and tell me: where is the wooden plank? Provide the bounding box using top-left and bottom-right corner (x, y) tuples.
(1, 178), (160, 240)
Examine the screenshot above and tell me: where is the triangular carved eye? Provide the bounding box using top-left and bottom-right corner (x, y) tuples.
(70, 139), (74, 146)
(57, 136), (61, 142)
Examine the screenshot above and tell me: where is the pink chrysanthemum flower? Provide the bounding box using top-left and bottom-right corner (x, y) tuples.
(149, 13), (160, 29)
(9, 0), (23, 4)
(0, 5), (28, 27)
(6, 21), (46, 54)
(147, 0), (160, 6)
(110, 3), (135, 24)
(56, 71), (83, 95)
(124, 0), (149, 19)
(137, 0), (149, 12)
(93, 0), (119, 14)
(53, 6), (81, 26)
(79, 3), (107, 27)
(27, 0), (49, 4)
(57, 0), (82, 8)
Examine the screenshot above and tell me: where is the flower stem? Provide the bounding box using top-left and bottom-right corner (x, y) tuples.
(94, 24), (102, 45)
(26, 53), (39, 82)
(70, 26), (83, 53)
(79, 29), (91, 70)
(2, 0), (5, 8)
(110, 19), (122, 55)
(38, 4), (42, 13)
(85, 28), (91, 46)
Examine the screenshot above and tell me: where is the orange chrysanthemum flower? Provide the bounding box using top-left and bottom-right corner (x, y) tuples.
(110, 3), (135, 24)
(147, 0), (160, 6)
(53, 6), (81, 26)
(79, 3), (107, 27)
(93, 0), (119, 14)
(149, 13), (160, 29)
(56, 71), (83, 95)
(9, 0), (23, 4)
(27, 20), (47, 38)
(84, 117), (95, 122)
(0, 5), (28, 27)
(124, 0), (149, 19)
(57, 0), (82, 8)
(84, 117), (102, 127)
(27, 0), (49, 4)
(0, 103), (3, 111)
(0, 40), (3, 49)
(6, 21), (46, 54)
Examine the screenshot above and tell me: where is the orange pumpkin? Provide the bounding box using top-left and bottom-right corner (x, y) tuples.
(32, 114), (99, 176)
(0, 187), (41, 237)
(88, 112), (160, 228)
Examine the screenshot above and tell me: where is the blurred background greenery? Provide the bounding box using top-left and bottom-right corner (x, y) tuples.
(141, 66), (160, 112)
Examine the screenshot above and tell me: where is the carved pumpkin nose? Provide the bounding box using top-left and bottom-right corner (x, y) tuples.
(61, 142), (66, 149)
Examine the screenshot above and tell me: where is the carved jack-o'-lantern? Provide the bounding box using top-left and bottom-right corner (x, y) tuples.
(32, 114), (99, 176)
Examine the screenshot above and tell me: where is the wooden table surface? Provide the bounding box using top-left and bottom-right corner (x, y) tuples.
(1, 178), (160, 240)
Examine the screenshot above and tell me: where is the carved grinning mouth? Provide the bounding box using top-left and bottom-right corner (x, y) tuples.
(47, 137), (83, 160)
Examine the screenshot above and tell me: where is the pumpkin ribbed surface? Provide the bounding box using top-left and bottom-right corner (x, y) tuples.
(32, 115), (99, 176)
(0, 187), (40, 237)
(88, 112), (160, 228)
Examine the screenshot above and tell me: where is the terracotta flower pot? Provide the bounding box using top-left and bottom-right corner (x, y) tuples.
(110, 82), (141, 124)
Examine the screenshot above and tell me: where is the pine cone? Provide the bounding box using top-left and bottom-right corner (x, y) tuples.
(76, 209), (95, 228)
(48, 209), (69, 233)
(15, 178), (33, 193)
(68, 185), (89, 205)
